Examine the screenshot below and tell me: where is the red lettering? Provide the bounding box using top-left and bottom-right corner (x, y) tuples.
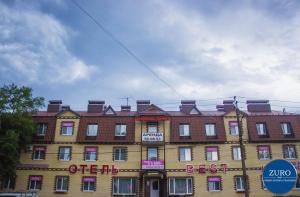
(101, 165), (109, 174)
(90, 165), (98, 174)
(69, 164), (77, 174)
(199, 165), (206, 174)
(112, 165), (119, 174)
(80, 164), (88, 174)
(210, 164), (218, 173)
(186, 165), (194, 174)
(221, 164), (228, 174)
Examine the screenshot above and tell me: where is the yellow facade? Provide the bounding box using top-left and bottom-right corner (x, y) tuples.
(1, 109), (300, 197)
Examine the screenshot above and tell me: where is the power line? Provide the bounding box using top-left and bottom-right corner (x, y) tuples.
(71, 0), (184, 99)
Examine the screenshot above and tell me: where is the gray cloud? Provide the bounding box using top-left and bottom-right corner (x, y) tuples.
(0, 2), (97, 84)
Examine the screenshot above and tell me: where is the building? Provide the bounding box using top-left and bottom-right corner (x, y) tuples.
(0, 99), (300, 197)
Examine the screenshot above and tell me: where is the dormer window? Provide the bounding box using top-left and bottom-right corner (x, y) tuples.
(205, 124), (216, 136)
(37, 123), (47, 136)
(256, 123), (267, 136)
(281, 122), (293, 135)
(179, 124), (190, 136)
(115, 124), (127, 136)
(87, 124), (98, 136)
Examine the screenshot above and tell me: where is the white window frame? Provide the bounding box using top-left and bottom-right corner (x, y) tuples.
(37, 123), (47, 136)
(256, 123), (267, 136)
(205, 124), (216, 136)
(29, 178), (42, 190)
(61, 123), (73, 136)
(168, 178), (193, 195)
(232, 147), (241, 160)
(115, 124), (127, 136)
(179, 124), (190, 136)
(235, 176), (245, 192)
(59, 147), (71, 161)
(114, 148), (126, 161)
(281, 122), (292, 135)
(229, 122), (239, 135)
(82, 179), (96, 192)
(87, 124), (98, 136)
(208, 179), (221, 192)
(33, 148), (45, 160)
(85, 148), (97, 161)
(113, 178), (136, 195)
(55, 177), (68, 192)
(284, 145), (296, 159)
(258, 146), (270, 160)
(148, 147), (158, 161)
(206, 148), (218, 161)
(179, 147), (192, 161)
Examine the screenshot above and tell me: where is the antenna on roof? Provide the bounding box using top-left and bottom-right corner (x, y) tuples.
(120, 97), (129, 106)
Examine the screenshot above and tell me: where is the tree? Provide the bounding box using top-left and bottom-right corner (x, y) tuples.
(0, 84), (44, 179)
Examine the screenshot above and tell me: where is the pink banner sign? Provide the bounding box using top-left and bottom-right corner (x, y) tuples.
(34, 147), (45, 151)
(141, 160), (164, 170)
(258, 146), (269, 151)
(85, 148), (97, 152)
(83, 177), (96, 182)
(62, 122), (73, 127)
(30, 176), (42, 181)
(206, 147), (217, 152)
(208, 177), (221, 182)
(229, 121), (238, 126)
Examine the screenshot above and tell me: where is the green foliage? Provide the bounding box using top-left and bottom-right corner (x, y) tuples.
(0, 84), (44, 178)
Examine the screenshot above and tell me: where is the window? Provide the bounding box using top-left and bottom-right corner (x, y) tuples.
(59, 147), (71, 161)
(295, 174), (300, 189)
(281, 122), (293, 135)
(148, 122), (158, 133)
(169, 178), (192, 195)
(37, 123), (47, 136)
(257, 146), (271, 160)
(232, 147), (241, 160)
(55, 176), (68, 192)
(283, 145), (297, 159)
(82, 177), (96, 192)
(115, 124), (127, 136)
(206, 147), (218, 161)
(229, 121), (239, 135)
(179, 147), (192, 161)
(256, 123), (267, 136)
(179, 124), (190, 136)
(113, 147), (127, 161)
(61, 122), (74, 136)
(208, 177), (221, 192)
(235, 176), (245, 192)
(85, 147), (97, 161)
(148, 147), (158, 160)
(1, 176), (15, 190)
(87, 124), (98, 136)
(28, 176), (42, 190)
(33, 146), (46, 160)
(113, 178), (136, 195)
(205, 124), (216, 136)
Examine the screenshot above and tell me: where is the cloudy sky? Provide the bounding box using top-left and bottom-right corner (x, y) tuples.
(1, 0), (300, 112)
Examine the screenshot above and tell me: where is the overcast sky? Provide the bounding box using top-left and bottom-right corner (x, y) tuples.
(1, 0), (300, 112)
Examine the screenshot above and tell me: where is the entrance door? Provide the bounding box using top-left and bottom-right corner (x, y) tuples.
(150, 179), (160, 197)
